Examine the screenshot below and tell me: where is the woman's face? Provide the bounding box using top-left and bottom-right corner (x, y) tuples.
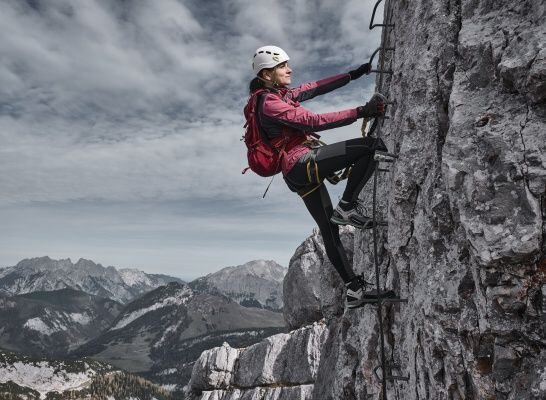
(264, 62), (292, 87)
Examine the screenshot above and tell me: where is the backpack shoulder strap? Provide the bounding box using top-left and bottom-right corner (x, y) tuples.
(253, 90), (278, 150)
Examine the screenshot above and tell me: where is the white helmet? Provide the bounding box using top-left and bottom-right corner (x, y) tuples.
(252, 45), (290, 76)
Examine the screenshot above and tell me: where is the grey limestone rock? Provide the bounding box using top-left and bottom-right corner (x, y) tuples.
(283, 226), (354, 329)
(312, 0), (546, 399)
(187, 322), (327, 400)
(189, 342), (241, 392)
(235, 321), (326, 387)
(192, 385), (314, 400)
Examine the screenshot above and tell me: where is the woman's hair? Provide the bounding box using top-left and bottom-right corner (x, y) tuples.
(249, 77), (265, 93)
(248, 67), (276, 94)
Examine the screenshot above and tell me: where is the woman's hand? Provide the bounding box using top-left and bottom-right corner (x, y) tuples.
(357, 93), (386, 118)
(348, 63), (372, 80)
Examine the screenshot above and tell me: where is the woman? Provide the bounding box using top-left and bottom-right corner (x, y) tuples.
(246, 45), (394, 309)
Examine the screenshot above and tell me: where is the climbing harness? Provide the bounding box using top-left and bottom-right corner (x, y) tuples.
(355, 1), (410, 399)
(292, 138), (356, 199)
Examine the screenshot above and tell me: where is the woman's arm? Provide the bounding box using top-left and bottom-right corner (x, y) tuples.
(289, 73), (351, 102)
(261, 92), (358, 132)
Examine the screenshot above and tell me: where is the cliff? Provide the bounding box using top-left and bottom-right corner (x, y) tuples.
(186, 0), (545, 399)
(313, 0), (545, 398)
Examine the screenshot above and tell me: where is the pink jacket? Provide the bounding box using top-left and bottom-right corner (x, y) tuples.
(256, 73), (359, 175)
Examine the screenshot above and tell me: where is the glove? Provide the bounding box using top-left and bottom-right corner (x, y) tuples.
(356, 93), (386, 118)
(348, 63), (372, 80)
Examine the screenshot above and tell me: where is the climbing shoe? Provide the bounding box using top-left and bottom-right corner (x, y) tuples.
(330, 200), (374, 229)
(345, 276), (396, 309)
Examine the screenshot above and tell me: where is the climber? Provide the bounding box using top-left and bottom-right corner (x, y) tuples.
(245, 45), (395, 309)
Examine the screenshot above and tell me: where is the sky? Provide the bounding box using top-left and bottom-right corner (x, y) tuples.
(0, 0), (383, 281)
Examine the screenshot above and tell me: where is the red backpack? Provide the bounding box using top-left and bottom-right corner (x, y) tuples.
(242, 89), (286, 177)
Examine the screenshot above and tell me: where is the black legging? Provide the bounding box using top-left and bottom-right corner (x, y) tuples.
(284, 137), (386, 282)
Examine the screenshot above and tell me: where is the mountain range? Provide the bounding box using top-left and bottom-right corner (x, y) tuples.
(72, 281), (287, 394)
(0, 288), (122, 356)
(0, 256), (289, 397)
(0, 256), (183, 304)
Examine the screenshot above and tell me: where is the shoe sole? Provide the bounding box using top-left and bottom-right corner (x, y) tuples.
(330, 216), (374, 229)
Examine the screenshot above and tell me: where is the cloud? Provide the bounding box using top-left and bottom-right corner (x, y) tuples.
(0, 0), (385, 206)
(0, 0), (387, 274)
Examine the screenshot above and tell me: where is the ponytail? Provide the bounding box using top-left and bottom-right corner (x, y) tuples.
(249, 77), (265, 93)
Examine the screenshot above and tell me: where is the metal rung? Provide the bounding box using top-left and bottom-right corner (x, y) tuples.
(368, 47), (395, 67)
(369, 0), (395, 30)
(376, 151), (398, 158)
(387, 374), (410, 382)
(378, 168), (390, 172)
(374, 152), (398, 162)
(379, 297), (408, 304)
(356, 220), (387, 230)
(374, 365), (409, 382)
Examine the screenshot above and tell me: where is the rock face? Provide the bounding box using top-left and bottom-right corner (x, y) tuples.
(283, 226), (354, 329)
(311, 1), (545, 399)
(186, 1), (544, 399)
(189, 260), (286, 311)
(186, 322), (327, 400)
(187, 1), (544, 399)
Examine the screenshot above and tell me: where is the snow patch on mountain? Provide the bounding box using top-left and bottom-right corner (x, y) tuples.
(69, 312), (91, 325)
(22, 308), (93, 336)
(118, 268), (154, 287)
(24, 317), (59, 336)
(154, 319), (184, 349)
(0, 360), (96, 399)
(111, 287), (193, 331)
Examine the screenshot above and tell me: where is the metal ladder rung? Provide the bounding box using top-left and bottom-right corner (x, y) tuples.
(367, 0), (402, 398)
(373, 365), (409, 382)
(376, 151), (398, 158)
(374, 152), (398, 162)
(371, 23), (395, 28)
(368, 47), (395, 66)
(369, 0), (395, 30)
(356, 221), (387, 231)
(379, 297), (408, 304)
(387, 374), (410, 382)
